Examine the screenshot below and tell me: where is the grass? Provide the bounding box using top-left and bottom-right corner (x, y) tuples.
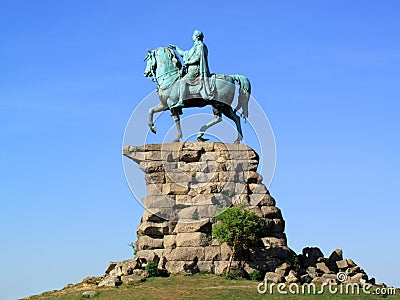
(22, 273), (399, 300)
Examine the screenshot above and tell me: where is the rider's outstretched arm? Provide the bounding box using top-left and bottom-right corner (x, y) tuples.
(176, 46), (185, 57)
(169, 44), (185, 57)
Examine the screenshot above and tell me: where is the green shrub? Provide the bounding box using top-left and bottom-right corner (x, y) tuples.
(129, 242), (138, 256)
(197, 271), (213, 275)
(212, 205), (270, 277)
(249, 270), (263, 281)
(286, 253), (301, 273)
(145, 262), (159, 277)
(227, 269), (244, 280)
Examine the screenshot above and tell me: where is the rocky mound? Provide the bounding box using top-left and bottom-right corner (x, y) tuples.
(118, 142), (292, 283)
(264, 247), (377, 286)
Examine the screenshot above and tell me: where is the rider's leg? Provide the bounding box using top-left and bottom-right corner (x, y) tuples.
(171, 80), (186, 109)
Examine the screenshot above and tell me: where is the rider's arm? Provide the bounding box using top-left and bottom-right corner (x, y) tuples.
(175, 46), (185, 57)
(169, 44), (185, 57)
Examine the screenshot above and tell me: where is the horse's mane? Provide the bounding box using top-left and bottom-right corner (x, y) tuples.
(157, 47), (182, 69)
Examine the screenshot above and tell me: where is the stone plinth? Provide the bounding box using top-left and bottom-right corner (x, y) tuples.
(123, 142), (293, 275)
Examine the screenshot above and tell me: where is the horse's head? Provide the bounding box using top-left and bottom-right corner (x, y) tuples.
(144, 47), (182, 80)
(143, 49), (156, 78)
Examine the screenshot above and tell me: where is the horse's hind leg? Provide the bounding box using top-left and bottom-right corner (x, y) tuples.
(222, 105), (243, 144)
(197, 107), (222, 142)
(148, 103), (167, 134)
(172, 112), (183, 142)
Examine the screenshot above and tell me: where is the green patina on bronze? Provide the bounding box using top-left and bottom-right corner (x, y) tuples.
(144, 30), (251, 143)
(169, 29), (213, 108)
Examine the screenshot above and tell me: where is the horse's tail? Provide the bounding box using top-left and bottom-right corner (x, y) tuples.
(231, 74), (251, 120)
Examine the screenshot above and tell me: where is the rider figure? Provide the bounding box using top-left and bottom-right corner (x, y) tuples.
(169, 29), (213, 109)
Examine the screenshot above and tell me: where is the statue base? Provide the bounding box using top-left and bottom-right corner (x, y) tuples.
(121, 142), (293, 275)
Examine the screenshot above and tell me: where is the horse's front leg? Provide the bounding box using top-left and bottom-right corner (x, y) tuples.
(148, 103), (167, 134)
(172, 112), (183, 142)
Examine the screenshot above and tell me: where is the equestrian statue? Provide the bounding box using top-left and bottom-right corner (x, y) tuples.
(143, 29), (251, 144)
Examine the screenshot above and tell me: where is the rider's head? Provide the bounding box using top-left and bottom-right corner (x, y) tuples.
(193, 29), (204, 42)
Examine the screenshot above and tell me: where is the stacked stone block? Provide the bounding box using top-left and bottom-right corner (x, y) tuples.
(122, 142), (293, 275)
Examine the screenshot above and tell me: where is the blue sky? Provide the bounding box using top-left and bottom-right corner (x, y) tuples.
(1, 1), (399, 299)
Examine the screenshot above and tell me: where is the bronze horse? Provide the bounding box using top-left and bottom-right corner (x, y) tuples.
(144, 47), (251, 143)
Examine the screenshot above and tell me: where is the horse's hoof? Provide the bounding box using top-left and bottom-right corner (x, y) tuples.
(172, 138), (181, 143)
(150, 125), (157, 134)
(234, 140), (241, 144)
(197, 137), (209, 142)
